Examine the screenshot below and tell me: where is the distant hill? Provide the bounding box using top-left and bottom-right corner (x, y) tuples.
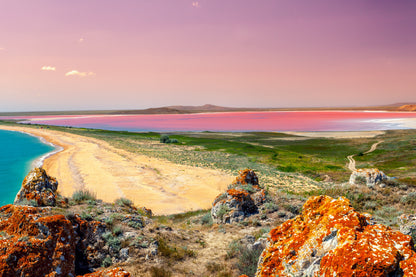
(398, 104), (416, 111)
(1, 103), (416, 116)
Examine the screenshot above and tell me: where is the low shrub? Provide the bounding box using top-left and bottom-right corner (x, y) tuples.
(101, 256), (112, 267)
(200, 213), (213, 225)
(72, 189), (96, 203)
(157, 237), (195, 261)
(115, 197), (133, 207)
(102, 232), (121, 252)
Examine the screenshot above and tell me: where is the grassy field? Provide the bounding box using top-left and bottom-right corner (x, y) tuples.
(1, 120), (416, 189)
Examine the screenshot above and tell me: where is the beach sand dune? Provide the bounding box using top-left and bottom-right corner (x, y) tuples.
(0, 126), (234, 215)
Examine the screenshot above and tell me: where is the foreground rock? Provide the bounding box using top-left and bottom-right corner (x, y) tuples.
(349, 168), (389, 188)
(256, 195), (416, 277)
(0, 204), (76, 276)
(399, 214), (416, 238)
(14, 167), (59, 206)
(211, 169), (265, 224)
(0, 168), (139, 276)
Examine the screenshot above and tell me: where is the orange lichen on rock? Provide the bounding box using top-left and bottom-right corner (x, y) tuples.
(211, 169), (265, 224)
(256, 195), (416, 277)
(232, 169), (259, 188)
(79, 267), (131, 277)
(14, 167), (59, 206)
(0, 205), (76, 276)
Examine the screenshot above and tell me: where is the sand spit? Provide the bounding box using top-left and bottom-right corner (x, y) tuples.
(0, 125), (234, 215)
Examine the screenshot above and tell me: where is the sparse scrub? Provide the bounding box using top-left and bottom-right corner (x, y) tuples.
(400, 192), (416, 205)
(264, 202), (279, 212)
(72, 189), (96, 203)
(237, 245), (263, 277)
(157, 237), (195, 261)
(150, 266), (172, 277)
(253, 227), (271, 240)
(217, 205), (231, 221)
(205, 261), (225, 274)
(112, 224), (123, 236)
(200, 212), (213, 225)
(101, 256), (112, 267)
(115, 197), (134, 207)
(102, 232), (121, 252)
(80, 211), (93, 221)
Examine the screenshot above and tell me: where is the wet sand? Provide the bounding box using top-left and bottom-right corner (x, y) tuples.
(0, 125), (234, 215)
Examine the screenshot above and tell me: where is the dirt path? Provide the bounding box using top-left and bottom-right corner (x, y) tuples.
(0, 125), (234, 215)
(347, 140), (383, 171)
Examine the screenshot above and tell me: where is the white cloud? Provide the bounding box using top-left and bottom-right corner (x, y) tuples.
(65, 70), (96, 77)
(192, 1), (200, 8)
(41, 66), (56, 71)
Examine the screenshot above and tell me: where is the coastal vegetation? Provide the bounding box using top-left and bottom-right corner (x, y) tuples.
(1, 120), (416, 188)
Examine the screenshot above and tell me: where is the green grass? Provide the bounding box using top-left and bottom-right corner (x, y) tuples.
(2, 120), (416, 188)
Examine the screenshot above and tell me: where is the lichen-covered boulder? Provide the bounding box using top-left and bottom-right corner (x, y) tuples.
(0, 204), (76, 276)
(79, 267), (131, 277)
(211, 169), (265, 224)
(399, 214), (416, 238)
(349, 168), (389, 188)
(256, 195), (416, 277)
(14, 167), (59, 206)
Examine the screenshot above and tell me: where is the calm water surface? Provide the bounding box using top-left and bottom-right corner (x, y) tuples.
(4, 111), (416, 132)
(0, 130), (55, 205)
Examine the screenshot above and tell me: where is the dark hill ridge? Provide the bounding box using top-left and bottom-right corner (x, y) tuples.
(2, 102), (416, 116)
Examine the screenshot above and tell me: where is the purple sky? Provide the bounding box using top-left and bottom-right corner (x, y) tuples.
(0, 0), (415, 112)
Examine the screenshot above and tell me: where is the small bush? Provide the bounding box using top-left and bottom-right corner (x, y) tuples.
(237, 245), (263, 277)
(400, 192), (416, 205)
(102, 232), (121, 251)
(200, 213), (213, 225)
(157, 237), (195, 261)
(253, 227), (271, 240)
(217, 205), (231, 221)
(80, 211), (93, 221)
(72, 189), (96, 203)
(15, 199), (38, 207)
(112, 225), (123, 236)
(101, 256), (112, 267)
(115, 197), (134, 207)
(264, 202), (279, 212)
(160, 135), (171, 143)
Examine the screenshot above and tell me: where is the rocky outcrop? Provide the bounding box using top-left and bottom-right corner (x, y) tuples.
(349, 168), (389, 188)
(14, 167), (59, 206)
(211, 169), (265, 224)
(0, 204), (76, 276)
(399, 214), (416, 237)
(256, 195), (416, 277)
(69, 214), (109, 273)
(0, 168), (141, 276)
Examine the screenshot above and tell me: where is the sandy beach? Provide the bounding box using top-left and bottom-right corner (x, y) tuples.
(0, 125), (234, 215)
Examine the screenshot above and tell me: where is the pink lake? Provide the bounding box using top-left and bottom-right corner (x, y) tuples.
(2, 111), (416, 132)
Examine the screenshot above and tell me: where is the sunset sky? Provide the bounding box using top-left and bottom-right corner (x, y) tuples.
(1, 0), (415, 112)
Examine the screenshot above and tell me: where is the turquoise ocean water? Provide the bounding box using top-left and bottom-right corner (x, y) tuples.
(0, 130), (55, 205)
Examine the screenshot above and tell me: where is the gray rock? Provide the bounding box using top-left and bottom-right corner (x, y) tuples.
(119, 248), (129, 261)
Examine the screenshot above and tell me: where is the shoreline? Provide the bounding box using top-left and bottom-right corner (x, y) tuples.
(0, 125), (235, 215)
(14, 130), (65, 169)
